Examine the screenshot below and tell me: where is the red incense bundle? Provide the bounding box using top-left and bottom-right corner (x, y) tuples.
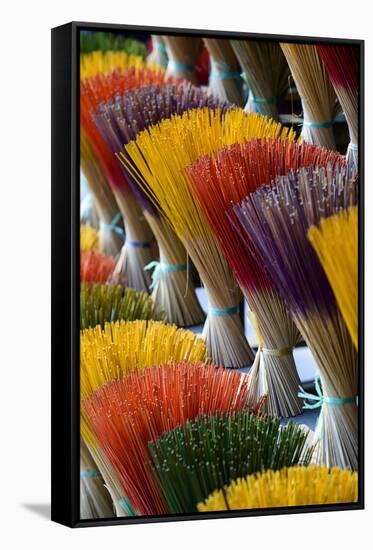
(187, 138), (344, 417)
(84, 362), (262, 515)
(317, 45), (359, 170)
(80, 66), (169, 291)
(80, 249), (116, 284)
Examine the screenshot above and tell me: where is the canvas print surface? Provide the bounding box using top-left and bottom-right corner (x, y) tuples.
(78, 28), (360, 521)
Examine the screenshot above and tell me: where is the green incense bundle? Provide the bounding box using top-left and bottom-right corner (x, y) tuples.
(80, 282), (166, 330)
(80, 31), (147, 58)
(149, 411), (313, 514)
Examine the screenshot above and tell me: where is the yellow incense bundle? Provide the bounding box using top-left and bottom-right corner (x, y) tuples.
(80, 224), (99, 251)
(198, 466), (358, 511)
(120, 107), (294, 368)
(80, 318), (208, 516)
(308, 206), (358, 349)
(80, 50), (154, 79)
(80, 319), (208, 400)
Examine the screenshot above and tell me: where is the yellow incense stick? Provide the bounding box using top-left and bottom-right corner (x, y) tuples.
(308, 206), (358, 349)
(121, 108), (295, 240)
(80, 50), (149, 79)
(80, 319), (208, 400)
(119, 108), (296, 368)
(198, 466), (358, 511)
(80, 224), (99, 251)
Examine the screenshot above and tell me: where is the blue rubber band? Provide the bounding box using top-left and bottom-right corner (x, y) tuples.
(99, 212), (125, 238)
(303, 120), (333, 129)
(298, 378), (356, 410)
(210, 61), (241, 81)
(118, 497), (136, 516)
(248, 90), (276, 104)
(126, 240), (152, 248)
(168, 60), (195, 72)
(208, 306), (240, 316)
(155, 42), (167, 54)
(145, 261), (191, 290)
(80, 470), (102, 478)
(348, 142), (358, 151)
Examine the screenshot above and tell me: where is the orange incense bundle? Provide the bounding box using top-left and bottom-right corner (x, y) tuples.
(187, 138), (344, 417)
(80, 65), (169, 291)
(84, 362), (262, 516)
(80, 250), (116, 284)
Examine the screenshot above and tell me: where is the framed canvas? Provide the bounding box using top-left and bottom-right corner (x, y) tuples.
(51, 21), (364, 528)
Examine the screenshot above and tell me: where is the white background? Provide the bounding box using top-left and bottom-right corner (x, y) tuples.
(0, 0), (371, 547)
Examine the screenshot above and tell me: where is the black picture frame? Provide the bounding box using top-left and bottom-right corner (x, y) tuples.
(51, 21), (365, 528)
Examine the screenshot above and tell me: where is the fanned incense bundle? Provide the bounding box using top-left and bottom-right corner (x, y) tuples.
(308, 206), (358, 349)
(95, 83), (229, 326)
(80, 50), (147, 79)
(80, 437), (114, 519)
(149, 411), (312, 514)
(280, 43), (337, 149)
(80, 31), (147, 58)
(234, 165), (358, 469)
(80, 250), (116, 284)
(231, 40), (289, 119)
(80, 132), (124, 256)
(163, 36), (201, 84)
(80, 224), (99, 251)
(317, 45), (359, 169)
(147, 35), (168, 67)
(84, 362), (259, 515)
(198, 465), (358, 511)
(81, 61), (170, 290)
(188, 139), (344, 417)
(80, 320), (207, 399)
(121, 108), (296, 368)
(80, 321), (207, 516)
(203, 39), (243, 105)
(80, 282), (166, 330)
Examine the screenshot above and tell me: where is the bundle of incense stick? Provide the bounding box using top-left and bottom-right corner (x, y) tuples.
(203, 39), (243, 105)
(80, 437), (114, 519)
(147, 35), (168, 67)
(280, 43), (338, 149)
(80, 282), (166, 329)
(80, 224), (99, 251)
(83, 362), (261, 515)
(317, 45), (359, 170)
(80, 132), (124, 257)
(231, 40), (289, 119)
(81, 428), (136, 517)
(80, 50), (147, 79)
(80, 31), (147, 58)
(149, 411), (312, 514)
(163, 36), (201, 84)
(94, 83), (229, 327)
(80, 320), (208, 400)
(80, 321), (207, 516)
(187, 139), (344, 416)
(198, 465), (358, 511)
(81, 64), (170, 291)
(308, 206), (358, 350)
(80, 191), (100, 229)
(80, 250), (116, 284)
(234, 165), (358, 469)
(121, 108), (295, 368)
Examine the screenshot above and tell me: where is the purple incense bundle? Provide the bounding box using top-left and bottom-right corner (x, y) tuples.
(93, 82), (230, 326)
(234, 164), (358, 470)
